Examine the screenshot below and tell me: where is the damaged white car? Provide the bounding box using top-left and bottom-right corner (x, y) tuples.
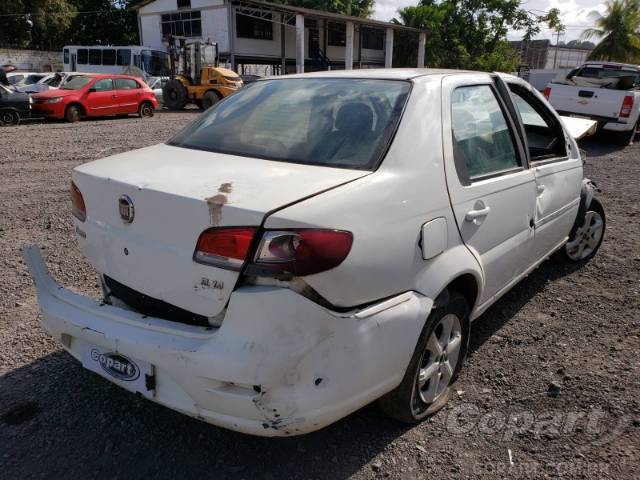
(25, 70), (605, 436)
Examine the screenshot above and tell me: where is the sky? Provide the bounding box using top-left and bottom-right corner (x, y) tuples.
(372, 0), (608, 43)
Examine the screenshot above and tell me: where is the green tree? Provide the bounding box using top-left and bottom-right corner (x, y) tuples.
(392, 0), (535, 71)
(270, 0), (374, 18)
(65, 0), (138, 46)
(582, 0), (640, 62)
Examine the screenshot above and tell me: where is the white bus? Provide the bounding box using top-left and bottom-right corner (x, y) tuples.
(62, 45), (168, 78)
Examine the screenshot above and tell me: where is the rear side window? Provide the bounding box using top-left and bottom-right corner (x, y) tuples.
(115, 78), (140, 90)
(451, 85), (520, 181)
(168, 78), (410, 170)
(509, 85), (567, 161)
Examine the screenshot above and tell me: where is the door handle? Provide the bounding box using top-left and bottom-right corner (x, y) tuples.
(465, 206), (491, 221)
(537, 184), (545, 194)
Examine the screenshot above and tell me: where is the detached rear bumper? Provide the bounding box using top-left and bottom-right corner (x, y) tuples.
(23, 245), (431, 436)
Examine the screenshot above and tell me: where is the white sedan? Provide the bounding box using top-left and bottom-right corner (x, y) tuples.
(24, 69), (605, 436)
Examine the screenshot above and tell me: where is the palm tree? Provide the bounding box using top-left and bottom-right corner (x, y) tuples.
(582, 0), (640, 62)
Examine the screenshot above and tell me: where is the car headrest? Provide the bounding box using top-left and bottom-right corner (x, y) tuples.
(335, 102), (373, 132)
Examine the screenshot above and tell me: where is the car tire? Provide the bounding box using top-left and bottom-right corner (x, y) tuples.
(378, 291), (470, 424)
(138, 101), (154, 118)
(557, 198), (605, 263)
(162, 79), (188, 110)
(202, 90), (221, 110)
(0, 109), (20, 126)
(65, 105), (82, 123)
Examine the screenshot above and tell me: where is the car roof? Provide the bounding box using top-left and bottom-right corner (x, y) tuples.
(271, 68), (477, 81)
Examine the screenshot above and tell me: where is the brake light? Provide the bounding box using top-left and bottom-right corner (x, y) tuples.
(543, 86), (551, 100)
(248, 229), (353, 277)
(70, 181), (86, 222)
(194, 227), (257, 270)
(620, 95), (634, 118)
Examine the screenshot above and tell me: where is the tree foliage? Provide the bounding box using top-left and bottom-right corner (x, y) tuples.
(0, 0), (138, 51)
(392, 0), (566, 71)
(582, 0), (640, 62)
(270, 0), (374, 18)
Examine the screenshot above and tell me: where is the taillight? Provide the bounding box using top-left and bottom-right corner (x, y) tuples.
(543, 86), (551, 100)
(194, 227), (257, 270)
(248, 229), (353, 277)
(620, 95), (634, 118)
(70, 181), (86, 222)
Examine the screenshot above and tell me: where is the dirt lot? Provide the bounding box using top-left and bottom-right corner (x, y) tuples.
(0, 112), (638, 479)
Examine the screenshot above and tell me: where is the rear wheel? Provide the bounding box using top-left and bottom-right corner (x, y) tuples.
(558, 198), (605, 263)
(65, 105), (82, 123)
(378, 292), (470, 423)
(162, 79), (188, 110)
(202, 90), (221, 110)
(0, 109), (19, 126)
(138, 101), (154, 118)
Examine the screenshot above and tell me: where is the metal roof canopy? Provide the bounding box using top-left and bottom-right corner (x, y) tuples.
(230, 0), (424, 33)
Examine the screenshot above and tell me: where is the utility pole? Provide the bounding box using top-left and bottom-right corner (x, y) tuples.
(553, 30), (562, 68)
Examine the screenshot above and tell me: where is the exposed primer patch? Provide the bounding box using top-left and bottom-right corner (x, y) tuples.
(218, 182), (233, 194)
(205, 194), (227, 226)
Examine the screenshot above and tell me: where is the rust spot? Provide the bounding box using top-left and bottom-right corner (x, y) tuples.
(205, 193), (227, 226)
(218, 182), (232, 194)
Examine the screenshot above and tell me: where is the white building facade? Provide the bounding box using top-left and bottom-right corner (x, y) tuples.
(134, 0), (426, 74)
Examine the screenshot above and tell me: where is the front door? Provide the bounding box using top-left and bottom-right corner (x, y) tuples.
(442, 74), (537, 307)
(85, 78), (118, 116)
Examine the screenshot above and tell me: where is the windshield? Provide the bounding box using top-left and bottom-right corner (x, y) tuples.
(61, 76), (93, 90)
(168, 78), (410, 170)
(142, 50), (168, 76)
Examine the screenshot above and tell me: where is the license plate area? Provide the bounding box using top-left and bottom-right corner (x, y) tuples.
(82, 344), (155, 398)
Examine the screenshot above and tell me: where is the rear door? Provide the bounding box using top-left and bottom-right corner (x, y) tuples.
(508, 81), (583, 260)
(442, 74), (537, 306)
(114, 78), (143, 114)
(85, 78), (118, 116)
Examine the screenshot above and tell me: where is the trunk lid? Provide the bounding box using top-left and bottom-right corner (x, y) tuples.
(547, 83), (630, 121)
(73, 143), (368, 320)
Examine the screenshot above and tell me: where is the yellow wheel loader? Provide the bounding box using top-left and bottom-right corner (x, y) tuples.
(163, 36), (243, 111)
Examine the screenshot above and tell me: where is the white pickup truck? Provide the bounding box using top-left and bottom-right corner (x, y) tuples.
(544, 61), (640, 145)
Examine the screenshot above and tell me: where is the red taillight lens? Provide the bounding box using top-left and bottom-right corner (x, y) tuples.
(70, 181), (86, 222)
(543, 86), (551, 100)
(249, 229), (353, 277)
(620, 95), (634, 118)
(194, 227), (257, 270)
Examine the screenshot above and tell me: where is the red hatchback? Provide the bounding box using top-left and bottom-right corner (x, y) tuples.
(32, 74), (158, 122)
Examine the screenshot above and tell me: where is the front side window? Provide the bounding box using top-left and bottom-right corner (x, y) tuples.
(115, 78), (140, 90)
(509, 85), (566, 161)
(451, 85), (520, 181)
(92, 78), (113, 92)
(169, 78), (410, 170)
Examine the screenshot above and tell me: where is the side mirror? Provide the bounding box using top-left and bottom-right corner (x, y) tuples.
(88, 87), (96, 93)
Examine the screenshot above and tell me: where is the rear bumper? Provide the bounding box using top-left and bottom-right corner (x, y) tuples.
(556, 110), (634, 132)
(23, 245), (431, 436)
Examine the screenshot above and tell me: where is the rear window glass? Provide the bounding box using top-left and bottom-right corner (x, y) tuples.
(168, 78), (410, 170)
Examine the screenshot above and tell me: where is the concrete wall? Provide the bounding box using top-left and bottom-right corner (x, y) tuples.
(0, 49), (63, 72)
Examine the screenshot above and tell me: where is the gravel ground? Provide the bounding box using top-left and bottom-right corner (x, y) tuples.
(0, 113), (638, 479)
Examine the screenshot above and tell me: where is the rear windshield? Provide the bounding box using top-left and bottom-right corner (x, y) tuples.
(168, 78), (410, 170)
